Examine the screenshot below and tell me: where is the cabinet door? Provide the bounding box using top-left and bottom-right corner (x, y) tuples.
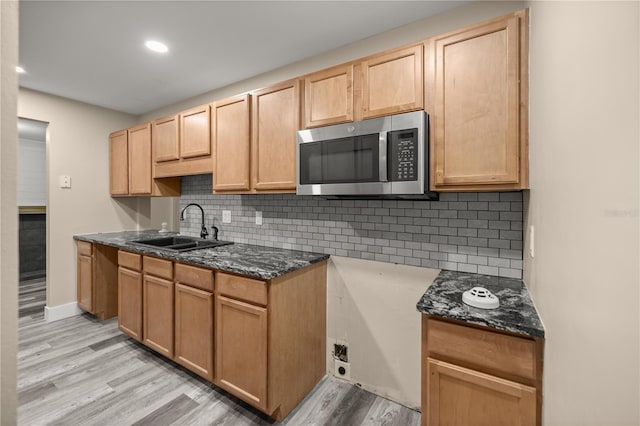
(77, 253), (94, 312)
(212, 95), (251, 192)
(251, 79), (300, 191)
(362, 44), (423, 119)
(180, 105), (211, 159)
(109, 130), (129, 195)
(215, 295), (267, 410)
(118, 267), (142, 341)
(426, 358), (536, 426)
(304, 64), (353, 128)
(175, 284), (214, 381)
(128, 123), (152, 195)
(143, 274), (174, 357)
(432, 15), (523, 189)
(152, 115), (180, 163)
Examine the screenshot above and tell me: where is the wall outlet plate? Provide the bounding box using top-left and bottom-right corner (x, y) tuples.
(222, 210), (231, 223)
(334, 360), (351, 381)
(256, 211), (263, 225)
(59, 175), (71, 188)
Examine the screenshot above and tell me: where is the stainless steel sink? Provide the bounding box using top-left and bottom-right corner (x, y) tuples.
(129, 236), (233, 252)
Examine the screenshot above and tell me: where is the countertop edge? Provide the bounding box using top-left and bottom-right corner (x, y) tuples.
(74, 231), (330, 281)
(416, 270), (545, 339)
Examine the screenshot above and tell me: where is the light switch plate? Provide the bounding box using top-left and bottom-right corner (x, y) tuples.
(222, 210), (231, 223)
(529, 226), (535, 258)
(59, 175), (71, 188)
(255, 211), (263, 225)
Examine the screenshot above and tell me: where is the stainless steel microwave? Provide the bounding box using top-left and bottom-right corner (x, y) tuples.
(296, 111), (437, 199)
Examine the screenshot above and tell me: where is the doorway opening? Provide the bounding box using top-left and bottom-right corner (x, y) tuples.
(18, 117), (48, 320)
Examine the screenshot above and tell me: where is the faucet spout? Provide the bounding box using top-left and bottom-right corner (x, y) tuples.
(180, 203), (208, 239)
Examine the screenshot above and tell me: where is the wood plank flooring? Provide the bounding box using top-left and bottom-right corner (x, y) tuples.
(18, 278), (421, 425)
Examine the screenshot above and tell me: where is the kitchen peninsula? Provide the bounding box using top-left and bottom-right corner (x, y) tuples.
(74, 230), (328, 420)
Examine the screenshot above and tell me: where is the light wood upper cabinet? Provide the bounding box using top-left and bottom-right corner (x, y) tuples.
(151, 105), (213, 179)
(362, 44), (424, 119)
(303, 64), (354, 128)
(212, 95), (251, 192)
(251, 79), (301, 191)
(128, 123), (152, 195)
(429, 11), (528, 191)
(110, 124), (180, 197)
(109, 130), (128, 195)
(216, 295), (268, 411)
(175, 283), (214, 381)
(180, 105), (211, 159)
(152, 115), (180, 163)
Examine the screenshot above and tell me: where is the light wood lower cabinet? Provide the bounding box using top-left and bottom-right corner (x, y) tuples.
(111, 253), (327, 421)
(77, 244), (94, 313)
(118, 267), (143, 340)
(215, 295), (268, 410)
(143, 273), (174, 358)
(422, 316), (543, 426)
(174, 283), (214, 381)
(76, 241), (118, 320)
(427, 358), (536, 426)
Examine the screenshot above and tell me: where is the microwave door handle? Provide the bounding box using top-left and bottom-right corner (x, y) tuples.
(379, 131), (388, 182)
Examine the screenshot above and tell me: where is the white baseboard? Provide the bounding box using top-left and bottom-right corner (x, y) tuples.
(44, 302), (82, 322)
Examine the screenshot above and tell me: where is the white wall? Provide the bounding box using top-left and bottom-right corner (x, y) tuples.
(0, 0), (18, 422)
(327, 257), (439, 409)
(18, 89), (142, 308)
(523, 1), (640, 425)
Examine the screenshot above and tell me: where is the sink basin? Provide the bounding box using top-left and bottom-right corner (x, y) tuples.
(129, 236), (233, 252)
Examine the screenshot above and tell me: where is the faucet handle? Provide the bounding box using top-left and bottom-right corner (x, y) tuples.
(200, 225), (209, 239)
(211, 225), (219, 241)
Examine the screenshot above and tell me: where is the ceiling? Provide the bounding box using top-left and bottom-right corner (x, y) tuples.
(19, 1), (468, 116)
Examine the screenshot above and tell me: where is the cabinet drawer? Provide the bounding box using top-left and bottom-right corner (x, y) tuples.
(118, 250), (141, 271)
(426, 317), (536, 381)
(77, 241), (92, 256)
(143, 256), (173, 280)
(175, 263), (214, 292)
(216, 273), (267, 306)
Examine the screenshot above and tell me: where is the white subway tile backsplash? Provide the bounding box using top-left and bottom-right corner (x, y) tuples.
(180, 175), (524, 279)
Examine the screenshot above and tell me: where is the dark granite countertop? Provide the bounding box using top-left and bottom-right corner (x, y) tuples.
(416, 270), (544, 338)
(74, 230), (329, 280)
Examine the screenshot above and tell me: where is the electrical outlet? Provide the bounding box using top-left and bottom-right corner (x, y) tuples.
(255, 211), (263, 225)
(334, 360), (351, 381)
(222, 210), (231, 224)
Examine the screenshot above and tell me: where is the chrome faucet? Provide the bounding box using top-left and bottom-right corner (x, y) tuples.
(180, 203), (208, 239)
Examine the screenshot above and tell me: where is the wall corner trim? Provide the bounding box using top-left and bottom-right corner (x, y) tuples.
(44, 302), (82, 322)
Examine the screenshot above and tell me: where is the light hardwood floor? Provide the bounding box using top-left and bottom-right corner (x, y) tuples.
(18, 278), (420, 425)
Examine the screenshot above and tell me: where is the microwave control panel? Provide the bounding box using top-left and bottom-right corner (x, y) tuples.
(388, 129), (418, 181)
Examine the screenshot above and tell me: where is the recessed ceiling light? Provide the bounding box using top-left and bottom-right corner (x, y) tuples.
(16, 66), (25, 74)
(145, 40), (168, 53)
